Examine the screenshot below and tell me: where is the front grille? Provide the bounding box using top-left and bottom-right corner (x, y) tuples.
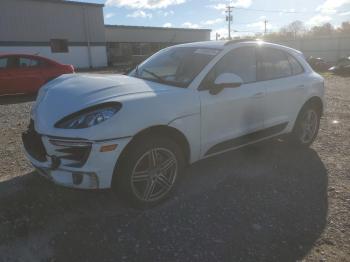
(49, 139), (92, 168)
(22, 120), (47, 162)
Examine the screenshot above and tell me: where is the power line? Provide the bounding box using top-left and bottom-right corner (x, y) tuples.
(233, 6), (318, 14)
(234, 20), (272, 26)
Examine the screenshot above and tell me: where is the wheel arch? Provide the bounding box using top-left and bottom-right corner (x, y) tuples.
(112, 125), (191, 185)
(292, 96), (323, 132)
(302, 96), (324, 116)
(130, 125), (191, 164)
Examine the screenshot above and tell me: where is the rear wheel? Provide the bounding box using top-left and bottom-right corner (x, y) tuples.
(290, 106), (321, 147)
(114, 136), (184, 208)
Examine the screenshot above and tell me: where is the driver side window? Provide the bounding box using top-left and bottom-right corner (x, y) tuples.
(200, 46), (257, 89)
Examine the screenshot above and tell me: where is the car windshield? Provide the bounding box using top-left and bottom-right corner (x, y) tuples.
(130, 47), (220, 88)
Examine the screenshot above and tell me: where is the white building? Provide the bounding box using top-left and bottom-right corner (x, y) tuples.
(0, 0), (211, 69)
(0, 0), (107, 68)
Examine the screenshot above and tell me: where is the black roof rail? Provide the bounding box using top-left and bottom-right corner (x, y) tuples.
(224, 38), (260, 46)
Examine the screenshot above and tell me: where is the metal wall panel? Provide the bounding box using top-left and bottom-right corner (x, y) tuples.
(0, 0), (105, 43)
(105, 26), (211, 43)
(268, 36), (350, 62)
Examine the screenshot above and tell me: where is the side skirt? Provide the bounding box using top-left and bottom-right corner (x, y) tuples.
(204, 122), (288, 156)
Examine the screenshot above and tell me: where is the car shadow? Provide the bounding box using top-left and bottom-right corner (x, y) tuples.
(0, 94), (36, 105)
(0, 140), (328, 262)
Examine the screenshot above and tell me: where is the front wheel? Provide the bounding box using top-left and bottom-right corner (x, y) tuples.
(290, 106), (321, 147)
(114, 136), (185, 208)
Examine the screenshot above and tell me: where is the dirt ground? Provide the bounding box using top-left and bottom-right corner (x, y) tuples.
(0, 74), (349, 262)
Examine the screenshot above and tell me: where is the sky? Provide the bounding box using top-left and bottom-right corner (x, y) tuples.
(74, 0), (350, 39)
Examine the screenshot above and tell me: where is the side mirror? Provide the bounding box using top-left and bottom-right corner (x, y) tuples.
(210, 73), (243, 95)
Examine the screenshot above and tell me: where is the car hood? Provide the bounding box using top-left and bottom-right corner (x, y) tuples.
(33, 73), (179, 130)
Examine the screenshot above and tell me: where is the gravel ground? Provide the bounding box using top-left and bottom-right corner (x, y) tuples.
(0, 74), (349, 262)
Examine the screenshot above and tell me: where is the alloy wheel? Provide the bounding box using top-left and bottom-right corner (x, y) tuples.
(299, 109), (318, 144)
(131, 148), (178, 202)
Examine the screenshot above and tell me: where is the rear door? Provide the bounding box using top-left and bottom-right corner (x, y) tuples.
(257, 47), (305, 131)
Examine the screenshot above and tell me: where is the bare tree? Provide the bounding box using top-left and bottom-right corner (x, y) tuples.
(338, 21), (350, 35)
(310, 23), (335, 36)
(280, 20), (306, 39)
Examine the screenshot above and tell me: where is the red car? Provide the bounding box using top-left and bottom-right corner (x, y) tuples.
(0, 53), (74, 96)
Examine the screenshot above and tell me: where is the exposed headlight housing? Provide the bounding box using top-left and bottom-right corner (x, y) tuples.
(55, 102), (122, 129)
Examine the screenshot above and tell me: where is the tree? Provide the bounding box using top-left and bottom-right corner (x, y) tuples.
(338, 21), (350, 35)
(280, 20), (306, 39)
(310, 23), (335, 36)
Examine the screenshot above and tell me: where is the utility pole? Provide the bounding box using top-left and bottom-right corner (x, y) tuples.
(226, 5), (233, 40)
(264, 19), (268, 35)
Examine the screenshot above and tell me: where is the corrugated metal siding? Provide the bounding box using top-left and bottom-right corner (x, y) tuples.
(105, 26), (211, 43)
(0, 0), (105, 43)
(267, 36), (350, 62)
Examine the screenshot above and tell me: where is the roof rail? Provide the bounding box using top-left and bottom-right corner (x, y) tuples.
(224, 38), (260, 46)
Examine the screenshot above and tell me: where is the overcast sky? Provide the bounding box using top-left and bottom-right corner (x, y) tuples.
(74, 0), (350, 38)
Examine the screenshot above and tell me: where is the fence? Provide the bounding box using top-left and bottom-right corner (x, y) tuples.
(265, 36), (350, 62)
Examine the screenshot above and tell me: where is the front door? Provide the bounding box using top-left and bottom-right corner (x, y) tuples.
(199, 46), (266, 157)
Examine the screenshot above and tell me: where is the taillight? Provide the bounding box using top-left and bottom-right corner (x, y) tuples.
(64, 65), (74, 73)
(69, 65), (75, 73)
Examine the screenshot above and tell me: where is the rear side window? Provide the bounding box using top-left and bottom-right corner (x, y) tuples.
(19, 58), (32, 68)
(0, 58), (7, 69)
(19, 57), (40, 68)
(287, 54), (304, 75)
(258, 48), (292, 81)
(201, 46), (256, 88)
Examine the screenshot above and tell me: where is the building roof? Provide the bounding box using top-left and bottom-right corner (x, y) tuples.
(22, 0), (104, 7)
(105, 24), (211, 32)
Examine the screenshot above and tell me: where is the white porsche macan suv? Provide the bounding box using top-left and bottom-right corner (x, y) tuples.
(23, 40), (325, 207)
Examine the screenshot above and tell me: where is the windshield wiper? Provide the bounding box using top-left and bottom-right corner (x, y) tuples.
(142, 69), (165, 82)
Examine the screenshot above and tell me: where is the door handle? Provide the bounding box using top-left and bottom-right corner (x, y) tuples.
(251, 92), (264, 98)
(296, 84), (305, 88)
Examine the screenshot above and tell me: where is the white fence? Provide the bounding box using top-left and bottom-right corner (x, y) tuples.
(266, 36), (350, 62)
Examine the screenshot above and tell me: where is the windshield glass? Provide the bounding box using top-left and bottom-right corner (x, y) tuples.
(130, 47), (220, 88)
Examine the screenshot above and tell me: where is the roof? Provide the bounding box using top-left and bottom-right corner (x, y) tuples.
(173, 40), (303, 54)
(20, 0), (104, 7)
(175, 40), (264, 49)
(105, 25), (211, 32)
(175, 41), (227, 49)
(0, 52), (55, 59)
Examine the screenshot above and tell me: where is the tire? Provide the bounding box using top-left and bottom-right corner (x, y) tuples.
(113, 136), (185, 208)
(289, 104), (321, 147)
